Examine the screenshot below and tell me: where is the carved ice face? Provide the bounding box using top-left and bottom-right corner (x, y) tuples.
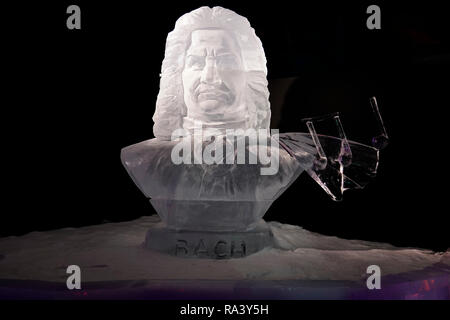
(182, 29), (246, 123)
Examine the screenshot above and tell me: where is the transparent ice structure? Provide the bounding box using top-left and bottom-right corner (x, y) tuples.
(121, 6), (389, 258)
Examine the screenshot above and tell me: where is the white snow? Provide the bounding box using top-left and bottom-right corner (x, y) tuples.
(0, 215), (447, 283)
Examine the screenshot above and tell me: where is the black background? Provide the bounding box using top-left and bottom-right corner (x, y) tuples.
(4, 1), (449, 251)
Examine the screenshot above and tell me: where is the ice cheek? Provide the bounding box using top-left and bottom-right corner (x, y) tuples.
(182, 68), (201, 114)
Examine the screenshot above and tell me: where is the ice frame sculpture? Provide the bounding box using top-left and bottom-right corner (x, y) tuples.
(121, 7), (389, 258)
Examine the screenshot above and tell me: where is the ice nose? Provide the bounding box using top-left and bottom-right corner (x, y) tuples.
(201, 58), (220, 84)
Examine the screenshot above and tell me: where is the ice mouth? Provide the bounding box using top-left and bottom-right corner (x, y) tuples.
(198, 91), (228, 101)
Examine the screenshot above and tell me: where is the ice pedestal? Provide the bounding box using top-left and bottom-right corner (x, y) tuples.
(146, 197), (276, 258)
(145, 219), (273, 259)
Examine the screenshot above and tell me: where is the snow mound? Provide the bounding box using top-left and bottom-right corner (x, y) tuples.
(0, 216), (447, 283)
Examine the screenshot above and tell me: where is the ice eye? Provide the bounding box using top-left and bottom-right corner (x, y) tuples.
(187, 56), (205, 69)
(217, 55), (239, 69)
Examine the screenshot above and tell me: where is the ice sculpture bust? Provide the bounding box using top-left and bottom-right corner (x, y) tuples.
(121, 7), (313, 258)
(153, 6), (271, 137)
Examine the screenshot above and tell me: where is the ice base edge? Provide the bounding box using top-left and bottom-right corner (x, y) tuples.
(144, 220), (274, 259)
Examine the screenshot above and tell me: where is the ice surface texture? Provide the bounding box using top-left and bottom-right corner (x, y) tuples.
(121, 137), (313, 231)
